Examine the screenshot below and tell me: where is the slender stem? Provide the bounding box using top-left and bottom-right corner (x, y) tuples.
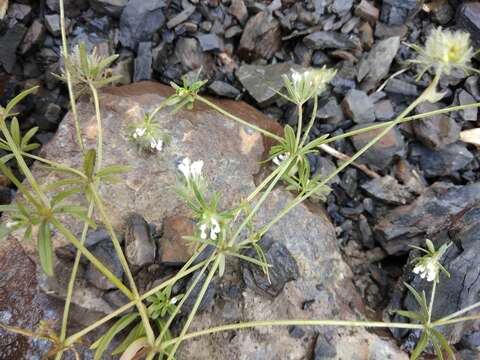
(295, 104), (303, 150)
(89, 186), (155, 345)
(433, 314), (480, 327)
(166, 256), (221, 359)
(59, 0), (84, 153)
(196, 96), (283, 142)
(428, 281), (437, 324)
(59, 200), (95, 344)
(324, 102), (480, 146)
(299, 95), (318, 148)
(89, 83), (103, 167)
(155, 252), (216, 347)
(160, 319), (424, 350)
(51, 218), (132, 297)
(64, 259), (208, 346)
(435, 301), (480, 323)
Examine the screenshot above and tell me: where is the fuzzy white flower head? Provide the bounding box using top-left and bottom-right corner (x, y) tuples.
(178, 157), (204, 180)
(5, 220), (19, 229)
(199, 216), (221, 241)
(283, 66), (336, 105)
(411, 28), (475, 78)
(133, 127), (146, 139)
(410, 239), (451, 283)
(150, 138), (163, 151)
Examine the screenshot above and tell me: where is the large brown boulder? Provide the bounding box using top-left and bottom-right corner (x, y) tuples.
(1, 82), (406, 359)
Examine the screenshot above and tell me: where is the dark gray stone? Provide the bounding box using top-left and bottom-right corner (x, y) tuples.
(242, 237), (299, 299)
(375, 182), (480, 254)
(456, 2), (480, 47)
(44, 14), (62, 37)
(208, 81), (240, 99)
(430, 0), (453, 25)
(124, 213), (156, 268)
(7, 3), (32, 22)
(342, 89), (375, 124)
(384, 78), (418, 96)
(197, 33), (223, 51)
(380, 0), (418, 25)
(410, 143), (474, 178)
(182, 270), (217, 313)
(119, 0), (166, 49)
(166, 6), (195, 29)
(303, 31), (359, 50)
(239, 11), (281, 60)
(374, 99), (395, 121)
(134, 42), (153, 82)
(90, 0), (128, 17)
(0, 23), (27, 73)
(314, 335), (337, 359)
(331, 0), (353, 14)
(316, 97), (344, 124)
(361, 175), (413, 205)
(458, 90), (478, 121)
(174, 37), (204, 71)
(86, 241), (124, 290)
(19, 19), (46, 55)
(360, 36), (400, 89)
(413, 102), (461, 149)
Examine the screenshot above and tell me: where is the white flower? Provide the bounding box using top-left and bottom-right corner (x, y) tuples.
(170, 296), (179, 305)
(178, 157), (203, 180)
(272, 152), (290, 166)
(411, 28), (475, 77)
(413, 259), (438, 282)
(5, 221), (19, 229)
(150, 138), (163, 152)
(133, 127), (146, 139)
(198, 217), (221, 241)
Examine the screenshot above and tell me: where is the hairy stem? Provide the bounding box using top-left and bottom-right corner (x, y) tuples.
(428, 280), (437, 324)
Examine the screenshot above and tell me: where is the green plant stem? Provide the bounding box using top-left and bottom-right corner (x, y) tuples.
(257, 74), (441, 237)
(436, 301), (480, 323)
(295, 104), (303, 150)
(428, 281), (437, 324)
(89, 82), (103, 168)
(433, 314), (480, 327)
(59, 0), (84, 153)
(22, 152), (87, 179)
(152, 252), (217, 357)
(299, 95), (318, 148)
(160, 319), (424, 350)
(228, 159), (291, 246)
(88, 186), (155, 345)
(324, 102), (480, 146)
(166, 256), (222, 360)
(51, 218), (131, 296)
(195, 96), (283, 142)
(64, 259), (208, 346)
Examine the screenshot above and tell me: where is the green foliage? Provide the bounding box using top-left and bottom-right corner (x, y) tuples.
(0, 117), (40, 164)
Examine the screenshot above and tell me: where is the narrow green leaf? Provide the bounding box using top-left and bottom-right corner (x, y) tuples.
(4, 86), (39, 117)
(21, 126), (39, 148)
(395, 310), (424, 322)
(91, 313), (140, 360)
(83, 149), (97, 178)
(112, 322), (145, 355)
(0, 154), (15, 164)
(43, 178), (84, 192)
(431, 329), (455, 360)
(10, 117), (20, 145)
(430, 333), (444, 360)
(38, 221), (54, 276)
(410, 331), (428, 360)
(96, 165), (132, 178)
(118, 337), (149, 360)
(51, 188), (82, 206)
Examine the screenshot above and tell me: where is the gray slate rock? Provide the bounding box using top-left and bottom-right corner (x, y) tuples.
(360, 36), (400, 90)
(119, 0), (166, 49)
(86, 241), (124, 290)
(124, 213), (156, 268)
(361, 175), (413, 205)
(410, 143), (474, 177)
(456, 2), (480, 47)
(380, 0), (418, 25)
(342, 89), (375, 124)
(0, 23), (27, 73)
(242, 237), (299, 299)
(44, 14), (62, 36)
(375, 182), (480, 254)
(197, 33), (223, 51)
(134, 42), (153, 81)
(90, 0), (128, 17)
(174, 37), (204, 71)
(208, 81), (240, 99)
(19, 19), (46, 55)
(458, 89), (478, 121)
(304, 31), (359, 50)
(413, 102), (461, 149)
(331, 0), (353, 14)
(239, 11), (281, 60)
(237, 63), (301, 106)
(384, 78), (418, 96)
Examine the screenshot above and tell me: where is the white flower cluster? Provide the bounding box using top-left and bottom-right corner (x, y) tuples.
(199, 217), (221, 240)
(413, 258), (438, 282)
(132, 127), (163, 151)
(272, 152), (290, 166)
(178, 157), (204, 180)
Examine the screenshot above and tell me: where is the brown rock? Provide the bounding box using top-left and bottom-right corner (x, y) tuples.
(239, 11), (281, 60)
(159, 216), (195, 265)
(229, 0), (248, 23)
(354, 0), (379, 24)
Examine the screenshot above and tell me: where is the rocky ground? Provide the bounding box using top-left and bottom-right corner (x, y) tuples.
(0, 0), (480, 359)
